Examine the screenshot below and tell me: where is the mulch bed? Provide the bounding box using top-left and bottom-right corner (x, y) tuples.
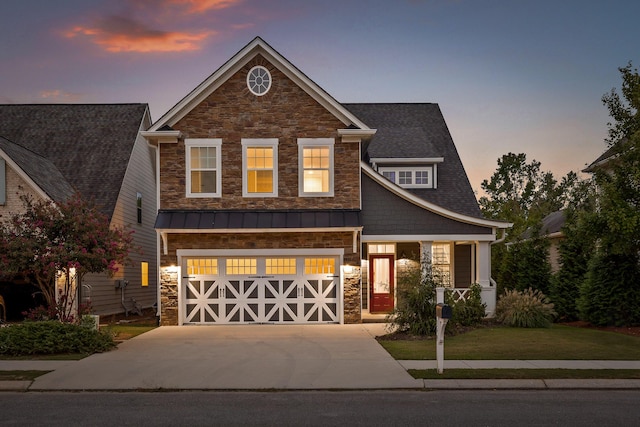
(103, 307), (158, 326)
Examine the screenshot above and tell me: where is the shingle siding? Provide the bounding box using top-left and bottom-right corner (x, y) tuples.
(361, 174), (492, 236)
(346, 103), (483, 218)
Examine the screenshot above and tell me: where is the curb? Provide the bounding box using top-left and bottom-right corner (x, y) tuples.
(0, 381), (31, 391)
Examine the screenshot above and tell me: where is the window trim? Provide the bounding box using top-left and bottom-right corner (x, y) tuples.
(297, 138), (335, 197)
(378, 165), (435, 189)
(242, 138), (278, 198)
(185, 139), (222, 198)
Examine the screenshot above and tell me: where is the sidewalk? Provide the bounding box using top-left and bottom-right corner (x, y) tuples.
(2, 358), (639, 391)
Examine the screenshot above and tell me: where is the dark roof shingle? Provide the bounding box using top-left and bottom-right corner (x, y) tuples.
(345, 103), (482, 218)
(0, 136), (75, 202)
(0, 104), (148, 217)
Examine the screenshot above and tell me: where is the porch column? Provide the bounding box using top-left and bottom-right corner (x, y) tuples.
(476, 241), (496, 316)
(476, 241), (490, 287)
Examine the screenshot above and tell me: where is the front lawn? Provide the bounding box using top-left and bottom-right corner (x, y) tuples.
(378, 324), (640, 360)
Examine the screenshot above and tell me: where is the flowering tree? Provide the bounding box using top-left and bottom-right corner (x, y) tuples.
(0, 192), (136, 321)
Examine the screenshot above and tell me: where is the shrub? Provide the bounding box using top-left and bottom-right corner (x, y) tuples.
(446, 284), (486, 327)
(386, 258), (440, 336)
(578, 252), (640, 326)
(0, 321), (115, 356)
(495, 288), (557, 328)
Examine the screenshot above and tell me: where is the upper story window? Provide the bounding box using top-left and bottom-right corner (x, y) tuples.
(247, 66), (272, 96)
(186, 139), (222, 198)
(242, 138), (278, 197)
(298, 138), (334, 197)
(380, 166), (435, 189)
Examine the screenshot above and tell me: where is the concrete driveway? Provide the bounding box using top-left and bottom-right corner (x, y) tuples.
(30, 324), (422, 390)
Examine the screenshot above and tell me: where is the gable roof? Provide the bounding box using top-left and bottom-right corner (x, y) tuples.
(0, 136), (75, 202)
(0, 104), (149, 217)
(583, 139), (632, 172)
(345, 103), (483, 218)
(520, 210), (565, 240)
(149, 37), (370, 132)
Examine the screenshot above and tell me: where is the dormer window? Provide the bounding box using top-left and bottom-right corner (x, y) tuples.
(373, 157), (443, 189)
(380, 166), (435, 188)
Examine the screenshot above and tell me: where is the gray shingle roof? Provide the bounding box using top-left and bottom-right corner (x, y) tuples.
(344, 103), (482, 218)
(0, 104), (148, 217)
(0, 136), (75, 202)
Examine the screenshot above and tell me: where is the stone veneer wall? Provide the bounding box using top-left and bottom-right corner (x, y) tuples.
(159, 268), (179, 326)
(159, 231), (361, 325)
(159, 54), (361, 211)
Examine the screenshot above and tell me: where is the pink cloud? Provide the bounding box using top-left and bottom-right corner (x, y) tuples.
(65, 15), (215, 53)
(167, 0), (242, 14)
(39, 90), (84, 102)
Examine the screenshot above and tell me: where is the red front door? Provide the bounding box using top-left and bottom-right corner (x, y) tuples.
(369, 255), (394, 313)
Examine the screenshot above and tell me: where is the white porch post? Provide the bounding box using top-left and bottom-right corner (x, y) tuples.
(476, 241), (496, 316)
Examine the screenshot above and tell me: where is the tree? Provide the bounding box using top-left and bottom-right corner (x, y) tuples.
(549, 184), (597, 321)
(577, 63), (640, 326)
(0, 193), (136, 321)
(479, 153), (580, 293)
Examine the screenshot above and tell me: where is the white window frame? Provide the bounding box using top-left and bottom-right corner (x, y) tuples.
(185, 139), (222, 198)
(297, 138), (334, 197)
(242, 138), (278, 197)
(378, 165), (436, 189)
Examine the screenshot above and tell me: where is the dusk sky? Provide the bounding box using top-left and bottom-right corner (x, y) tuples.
(2, 0), (639, 195)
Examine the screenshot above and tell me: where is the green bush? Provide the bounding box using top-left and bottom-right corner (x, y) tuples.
(578, 252), (640, 326)
(446, 284), (486, 327)
(0, 321), (116, 356)
(386, 259), (439, 336)
(496, 288), (557, 328)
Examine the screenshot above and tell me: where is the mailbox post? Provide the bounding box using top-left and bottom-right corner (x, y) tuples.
(435, 303), (452, 374)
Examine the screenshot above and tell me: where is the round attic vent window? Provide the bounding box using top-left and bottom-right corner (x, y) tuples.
(247, 66), (271, 96)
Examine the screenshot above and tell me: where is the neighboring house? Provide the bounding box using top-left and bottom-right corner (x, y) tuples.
(583, 142), (624, 173)
(0, 104), (157, 318)
(520, 210), (566, 273)
(142, 37), (511, 326)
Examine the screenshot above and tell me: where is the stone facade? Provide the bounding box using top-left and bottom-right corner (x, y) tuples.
(158, 231), (362, 325)
(159, 55), (361, 211)
(159, 268), (179, 326)
(155, 52), (367, 325)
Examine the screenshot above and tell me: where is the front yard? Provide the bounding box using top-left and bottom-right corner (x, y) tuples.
(377, 324), (640, 360)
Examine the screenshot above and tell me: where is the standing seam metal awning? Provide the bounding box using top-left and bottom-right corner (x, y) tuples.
(154, 209), (363, 230)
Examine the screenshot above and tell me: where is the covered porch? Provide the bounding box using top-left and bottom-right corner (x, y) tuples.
(360, 238), (496, 318)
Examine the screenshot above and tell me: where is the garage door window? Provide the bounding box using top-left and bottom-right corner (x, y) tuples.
(305, 258), (335, 274)
(266, 258), (296, 275)
(226, 258), (257, 275)
(187, 259), (218, 275)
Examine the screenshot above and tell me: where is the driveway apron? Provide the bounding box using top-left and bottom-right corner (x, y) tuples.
(30, 324), (421, 390)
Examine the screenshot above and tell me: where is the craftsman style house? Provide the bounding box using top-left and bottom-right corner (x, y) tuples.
(0, 104), (158, 319)
(142, 37), (510, 326)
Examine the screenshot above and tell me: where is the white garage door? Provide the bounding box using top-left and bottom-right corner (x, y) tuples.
(182, 255), (340, 324)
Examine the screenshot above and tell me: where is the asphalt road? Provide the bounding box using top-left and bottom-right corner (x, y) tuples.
(2, 390), (639, 426)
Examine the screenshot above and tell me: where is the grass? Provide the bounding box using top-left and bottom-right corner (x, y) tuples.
(0, 370), (51, 381)
(378, 325), (640, 360)
(410, 369), (640, 380)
